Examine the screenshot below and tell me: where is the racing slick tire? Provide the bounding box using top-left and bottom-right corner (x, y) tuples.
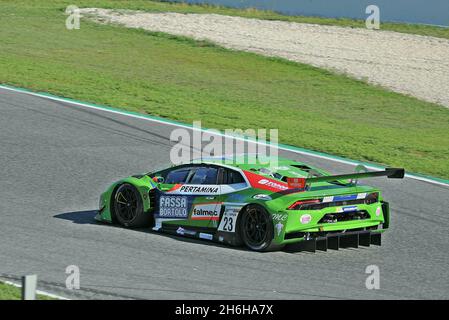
(239, 204), (284, 252)
(112, 183), (150, 228)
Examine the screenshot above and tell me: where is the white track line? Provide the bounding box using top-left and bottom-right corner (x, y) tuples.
(1, 85), (448, 187)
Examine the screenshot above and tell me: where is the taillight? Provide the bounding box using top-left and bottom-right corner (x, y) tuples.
(365, 192), (379, 205)
(288, 199), (320, 210)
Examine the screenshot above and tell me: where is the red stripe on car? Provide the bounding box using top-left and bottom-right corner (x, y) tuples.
(243, 170), (289, 192)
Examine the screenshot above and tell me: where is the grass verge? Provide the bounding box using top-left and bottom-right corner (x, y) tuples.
(1, 0), (448, 178)
(0, 281), (55, 300)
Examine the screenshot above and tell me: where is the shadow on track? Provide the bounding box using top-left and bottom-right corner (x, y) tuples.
(53, 210), (238, 250)
(53, 210), (318, 254)
(54, 210), (98, 224)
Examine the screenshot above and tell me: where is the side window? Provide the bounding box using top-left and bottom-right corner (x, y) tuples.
(222, 169), (246, 184)
(165, 169), (191, 184)
(189, 167), (218, 185)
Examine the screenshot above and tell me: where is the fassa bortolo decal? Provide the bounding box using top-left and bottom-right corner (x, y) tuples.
(159, 196), (189, 218)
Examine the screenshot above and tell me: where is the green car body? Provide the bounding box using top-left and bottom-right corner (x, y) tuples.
(96, 156), (403, 252)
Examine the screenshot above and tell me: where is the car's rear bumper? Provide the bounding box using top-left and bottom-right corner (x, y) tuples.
(276, 201), (390, 245)
(283, 229), (384, 252)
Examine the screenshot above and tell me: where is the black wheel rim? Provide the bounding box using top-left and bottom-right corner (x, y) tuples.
(243, 207), (268, 247)
(115, 186), (138, 222)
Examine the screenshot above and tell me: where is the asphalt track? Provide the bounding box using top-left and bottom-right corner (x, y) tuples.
(1, 87), (448, 300)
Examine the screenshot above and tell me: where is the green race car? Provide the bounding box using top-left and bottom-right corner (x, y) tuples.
(96, 156), (404, 252)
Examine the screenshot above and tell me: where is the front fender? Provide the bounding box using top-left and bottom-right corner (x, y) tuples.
(97, 175), (156, 223)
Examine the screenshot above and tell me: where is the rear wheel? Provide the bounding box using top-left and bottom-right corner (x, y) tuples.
(112, 184), (149, 228)
(240, 205), (281, 252)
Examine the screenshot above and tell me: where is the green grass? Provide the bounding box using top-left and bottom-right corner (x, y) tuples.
(0, 281), (55, 300)
(1, 0), (449, 179)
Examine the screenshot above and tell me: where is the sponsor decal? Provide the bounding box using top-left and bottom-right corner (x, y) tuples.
(336, 205), (359, 213)
(252, 194), (272, 201)
(323, 193), (366, 203)
(273, 166), (290, 171)
(287, 177), (306, 189)
(243, 170), (288, 192)
(275, 222), (284, 236)
(375, 206), (381, 216)
(357, 193), (367, 200)
(179, 185), (219, 194)
(218, 236), (224, 242)
(191, 203), (221, 221)
(152, 220), (162, 231)
(300, 214), (312, 224)
(342, 206), (358, 212)
(333, 194), (359, 202)
(258, 179), (288, 191)
(199, 233), (213, 241)
(159, 196), (189, 218)
(272, 213), (287, 221)
(176, 227), (196, 236)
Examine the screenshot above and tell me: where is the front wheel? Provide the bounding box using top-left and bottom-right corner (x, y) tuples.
(112, 184), (149, 228)
(239, 205), (282, 252)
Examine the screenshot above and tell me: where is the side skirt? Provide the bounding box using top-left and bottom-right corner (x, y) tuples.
(155, 223), (220, 243)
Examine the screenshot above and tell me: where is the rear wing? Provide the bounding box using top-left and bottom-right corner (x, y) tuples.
(287, 168), (405, 189)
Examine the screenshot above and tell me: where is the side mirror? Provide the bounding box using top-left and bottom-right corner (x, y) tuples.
(152, 176), (164, 184)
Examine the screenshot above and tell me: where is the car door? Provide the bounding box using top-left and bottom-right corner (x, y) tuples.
(215, 167), (250, 233)
(156, 165), (221, 230)
(182, 166), (221, 229)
